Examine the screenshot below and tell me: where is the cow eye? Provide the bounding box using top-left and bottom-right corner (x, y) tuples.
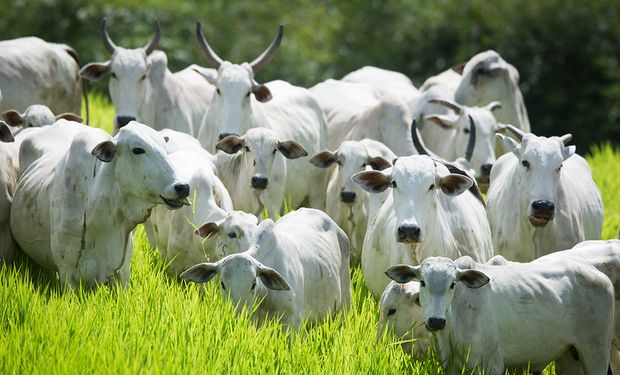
(252, 160), (256, 166)
(272, 149), (277, 155)
(521, 160), (530, 169)
(251, 281), (256, 291)
(420, 280), (425, 287)
(111, 72), (117, 79)
(227, 232), (237, 239)
(429, 183), (435, 191)
(28, 123), (34, 128)
(450, 282), (456, 289)
(246, 92), (251, 98)
(140, 74), (146, 81)
(557, 164), (563, 172)
(391, 180), (397, 188)
(220, 281), (226, 290)
(387, 308), (396, 317)
(463, 128), (470, 134)
(245, 146), (250, 152)
(216, 88), (221, 95)
(132, 147), (145, 155)
(337, 160), (342, 166)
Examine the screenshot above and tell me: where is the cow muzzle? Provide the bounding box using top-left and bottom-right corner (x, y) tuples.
(160, 183), (191, 209)
(425, 317), (446, 332)
(528, 200), (555, 227)
(340, 191), (356, 203)
(116, 116), (136, 128)
(397, 225), (421, 243)
(251, 175), (268, 190)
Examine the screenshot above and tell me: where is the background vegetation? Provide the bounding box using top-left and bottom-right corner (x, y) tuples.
(0, 0), (618, 151)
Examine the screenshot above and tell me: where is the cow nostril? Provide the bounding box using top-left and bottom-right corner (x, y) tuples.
(427, 317), (446, 330)
(397, 225), (421, 242)
(251, 176), (268, 190)
(218, 132), (237, 141)
(174, 183), (190, 199)
(116, 116), (135, 128)
(480, 163), (493, 175)
(340, 191), (356, 203)
(532, 200), (555, 212)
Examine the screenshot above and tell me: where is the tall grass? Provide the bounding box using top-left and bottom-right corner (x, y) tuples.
(1, 94), (615, 374)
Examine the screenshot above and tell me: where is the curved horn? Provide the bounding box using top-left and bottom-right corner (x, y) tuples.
(559, 133), (572, 145)
(249, 24), (284, 74)
(429, 98), (463, 115)
(195, 22), (224, 69)
(506, 124), (525, 141)
(143, 19), (161, 56)
(100, 18), (117, 54)
(464, 115), (477, 162)
(411, 116), (440, 158)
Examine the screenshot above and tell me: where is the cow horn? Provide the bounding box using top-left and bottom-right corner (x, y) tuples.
(465, 115), (477, 162)
(143, 20), (161, 56)
(506, 124), (525, 141)
(249, 24), (284, 74)
(559, 133), (572, 145)
(100, 18), (117, 54)
(429, 98), (463, 115)
(411, 116), (440, 158)
(196, 22), (224, 69)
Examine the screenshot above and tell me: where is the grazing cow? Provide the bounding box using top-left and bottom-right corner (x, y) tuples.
(0, 121), (17, 264)
(215, 127), (321, 216)
(353, 154), (493, 298)
(0, 37), (83, 116)
(2, 104), (82, 134)
(454, 50), (530, 132)
(310, 79), (415, 156)
(194, 210), (259, 257)
(182, 208), (352, 331)
(341, 66), (420, 111)
(80, 19), (214, 135)
(10, 120), (190, 287)
(386, 256), (614, 374)
(309, 138), (396, 263)
(145, 150), (233, 275)
(487, 126), (603, 261)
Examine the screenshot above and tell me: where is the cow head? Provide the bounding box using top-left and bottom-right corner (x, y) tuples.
(310, 140), (392, 205)
(2, 104), (82, 129)
(386, 257), (489, 332)
(80, 19), (162, 130)
(182, 220), (290, 313)
(194, 22), (283, 146)
(353, 155), (473, 243)
(195, 210), (259, 256)
(91, 121), (190, 209)
(498, 126), (575, 227)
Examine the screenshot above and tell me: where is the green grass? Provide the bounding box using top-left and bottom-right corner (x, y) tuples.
(1, 94), (617, 374)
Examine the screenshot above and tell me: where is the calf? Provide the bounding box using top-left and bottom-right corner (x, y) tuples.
(194, 210), (259, 258)
(2, 104), (82, 134)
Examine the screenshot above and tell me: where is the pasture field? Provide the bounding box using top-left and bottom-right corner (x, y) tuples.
(0, 95), (618, 374)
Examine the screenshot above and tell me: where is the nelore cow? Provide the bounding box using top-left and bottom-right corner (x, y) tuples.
(146, 150), (233, 275)
(0, 121), (17, 264)
(0, 37), (83, 116)
(81, 19), (214, 135)
(487, 126), (603, 261)
(2, 104), (82, 134)
(10, 120), (189, 287)
(386, 256), (614, 374)
(310, 138), (396, 264)
(310, 79), (415, 156)
(182, 208), (351, 332)
(353, 154), (492, 298)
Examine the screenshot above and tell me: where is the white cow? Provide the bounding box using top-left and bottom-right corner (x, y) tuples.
(454, 50), (530, 132)
(0, 121), (17, 264)
(80, 19), (214, 135)
(310, 79), (415, 156)
(487, 126), (603, 261)
(353, 155), (493, 298)
(386, 256), (614, 374)
(10, 120), (190, 287)
(181, 208), (352, 331)
(145, 150), (233, 275)
(0, 37), (83, 115)
(309, 138), (396, 264)
(341, 66), (420, 111)
(215, 127), (321, 216)
(2, 104), (82, 134)
(194, 210), (259, 257)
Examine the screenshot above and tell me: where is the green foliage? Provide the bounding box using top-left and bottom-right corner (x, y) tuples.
(1, 0), (617, 151)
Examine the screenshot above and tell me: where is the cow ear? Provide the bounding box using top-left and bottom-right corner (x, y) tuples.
(497, 134), (521, 158)
(385, 264), (420, 284)
(368, 156), (392, 171)
(80, 61), (111, 82)
(252, 84), (272, 103)
(562, 145), (576, 161)
(195, 222), (219, 238)
(277, 140), (308, 159)
(438, 173), (473, 196)
(451, 62), (466, 75)
(216, 135), (245, 154)
(485, 101), (502, 113)
(352, 170), (392, 193)
(192, 66), (218, 85)
(1, 110), (24, 127)
(0, 121), (15, 143)
(55, 113), (83, 123)
(91, 140), (117, 162)
(425, 115), (456, 130)
(457, 269), (490, 289)
(309, 151), (337, 168)
(410, 291), (421, 307)
(257, 265), (290, 290)
(181, 262), (219, 284)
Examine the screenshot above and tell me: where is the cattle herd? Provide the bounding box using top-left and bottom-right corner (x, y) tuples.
(0, 19), (617, 375)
